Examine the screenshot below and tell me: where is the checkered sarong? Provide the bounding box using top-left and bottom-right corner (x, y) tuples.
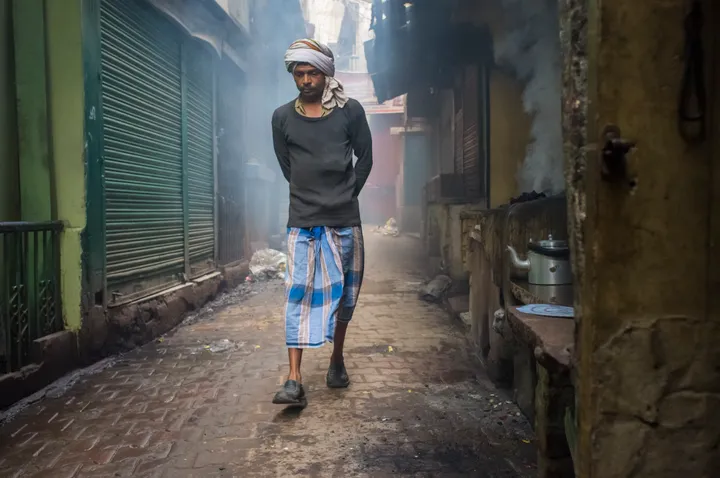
(285, 226), (364, 348)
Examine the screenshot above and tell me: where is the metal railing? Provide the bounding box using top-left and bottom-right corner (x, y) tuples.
(217, 159), (246, 266)
(218, 193), (246, 266)
(0, 221), (64, 373)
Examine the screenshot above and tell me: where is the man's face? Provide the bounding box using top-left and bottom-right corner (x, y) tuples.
(293, 63), (326, 101)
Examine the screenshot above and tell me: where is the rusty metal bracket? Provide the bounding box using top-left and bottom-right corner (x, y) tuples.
(601, 125), (636, 183)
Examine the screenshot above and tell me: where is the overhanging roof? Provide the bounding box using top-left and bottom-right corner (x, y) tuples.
(335, 71), (405, 115)
(148, 0), (251, 70)
(366, 0), (492, 103)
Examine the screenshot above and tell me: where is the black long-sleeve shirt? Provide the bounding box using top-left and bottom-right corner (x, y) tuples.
(271, 98), (373, 228)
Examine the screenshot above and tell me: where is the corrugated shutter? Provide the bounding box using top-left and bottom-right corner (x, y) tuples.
(463, 65), (481, 199)
(185, 42), (215, 277)
(100, 0), (185, 298)
(100, 0), (217, 303)
(463, 123), (480, 198)
(454, 109), (464, 175)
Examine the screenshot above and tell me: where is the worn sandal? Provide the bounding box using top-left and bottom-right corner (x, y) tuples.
(272, 380), (307, 407)
(326, 361), (350, 388)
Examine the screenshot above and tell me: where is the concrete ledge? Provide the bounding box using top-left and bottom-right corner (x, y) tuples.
(102, 275), (224, 355)
(506, 306), (574, 372)
(222, 260), (250, 289)
(1, 261), (251, 410)
(0, 330), (79, 410)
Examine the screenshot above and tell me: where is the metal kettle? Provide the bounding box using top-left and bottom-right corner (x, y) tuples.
(506, 235), (572, 285)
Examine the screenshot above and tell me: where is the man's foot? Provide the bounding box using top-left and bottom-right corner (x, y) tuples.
(272, 380), (307, 407)
(326, 360), (350, 388)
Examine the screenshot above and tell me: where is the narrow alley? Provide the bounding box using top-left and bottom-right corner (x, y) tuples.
(0, 233), (535, 478)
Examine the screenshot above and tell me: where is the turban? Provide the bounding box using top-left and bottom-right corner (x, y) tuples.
(284, 39), (348, 109)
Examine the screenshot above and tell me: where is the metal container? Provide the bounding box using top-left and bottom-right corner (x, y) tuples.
(507, 235), (572, 285)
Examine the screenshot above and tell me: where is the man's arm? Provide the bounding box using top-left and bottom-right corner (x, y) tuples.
(349, 101), (373, 196)
(272, 111), (291, 182)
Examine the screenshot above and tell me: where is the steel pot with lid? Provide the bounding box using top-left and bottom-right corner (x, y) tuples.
(506, 235), (572, 285)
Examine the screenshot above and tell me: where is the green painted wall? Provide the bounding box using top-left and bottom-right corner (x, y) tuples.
(0, 0), (19, 221)
(45, 0), (85, 331)
(13, 0), (53, 222)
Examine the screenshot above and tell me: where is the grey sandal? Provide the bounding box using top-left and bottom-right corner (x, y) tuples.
(326, 361), (350, 388)
(272, 380), (307, 407)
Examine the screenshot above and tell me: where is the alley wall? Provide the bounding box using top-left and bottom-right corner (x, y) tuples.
(454, 0), (533, 206)
(0, 0), (19, 222)
(489, 69), (528, 207)
(46, 0), (85, 331)
(565, 0), (720, 475)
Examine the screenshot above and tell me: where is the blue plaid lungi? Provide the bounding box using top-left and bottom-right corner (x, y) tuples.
(285, 226), (364, 349)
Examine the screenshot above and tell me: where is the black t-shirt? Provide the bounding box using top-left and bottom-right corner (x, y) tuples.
(271, 98), (373, 228)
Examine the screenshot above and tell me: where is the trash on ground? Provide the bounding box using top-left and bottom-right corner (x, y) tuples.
(419, 275), (453, 302)
(249, 248), (287, 281)
(193, 339), (239, 354)
(374, 218), (399, 237)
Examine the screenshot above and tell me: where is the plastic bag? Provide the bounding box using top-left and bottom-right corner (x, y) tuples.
(249, 249), (287, 280)
(420, 275), (452, 302)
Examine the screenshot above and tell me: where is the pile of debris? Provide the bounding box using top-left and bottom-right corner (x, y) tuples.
(509, 190), (547, 204)
(419, 275), (453, 303)
(248, 248), (287, 281)
(374, 217), (399, 237)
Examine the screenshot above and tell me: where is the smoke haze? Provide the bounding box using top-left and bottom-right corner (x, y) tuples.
(494, 0), (564, 194)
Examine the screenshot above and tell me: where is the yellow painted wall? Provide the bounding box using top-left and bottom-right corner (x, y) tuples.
(489, 69), (530, 207)
(45, 0), (85, 331)
(454, 0), (532, 208)
(0, 0), (19, 221)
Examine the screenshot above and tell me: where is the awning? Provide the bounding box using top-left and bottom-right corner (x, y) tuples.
(147, 0), (249, 69)
(335, 71), (405, 115)
(366, 0), (492, 103)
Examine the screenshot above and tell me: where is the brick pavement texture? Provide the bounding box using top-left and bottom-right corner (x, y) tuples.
(0, 233), (536, 477)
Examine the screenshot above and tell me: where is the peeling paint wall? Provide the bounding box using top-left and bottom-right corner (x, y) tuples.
(427, 203), (485, 281)
(564, 0), (720, 475)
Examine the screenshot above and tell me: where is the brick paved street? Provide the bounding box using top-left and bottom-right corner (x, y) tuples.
(0, 232), (535, 477)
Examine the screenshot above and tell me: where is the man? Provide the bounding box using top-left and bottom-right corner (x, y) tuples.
(271, 39), (373, 406)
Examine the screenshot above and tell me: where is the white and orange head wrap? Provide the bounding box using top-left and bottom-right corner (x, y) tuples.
(284, 39), (348, 109)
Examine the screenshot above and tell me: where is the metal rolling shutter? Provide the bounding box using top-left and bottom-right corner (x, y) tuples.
(462, 65), (481, 199)
(184, 42), (215, 277)
(463, 123), (480, 198)
(100, 0), (185, 300)
(454, 109), (464, 175)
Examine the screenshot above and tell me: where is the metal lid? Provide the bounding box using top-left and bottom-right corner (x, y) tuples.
(530, 234), (568, 250)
